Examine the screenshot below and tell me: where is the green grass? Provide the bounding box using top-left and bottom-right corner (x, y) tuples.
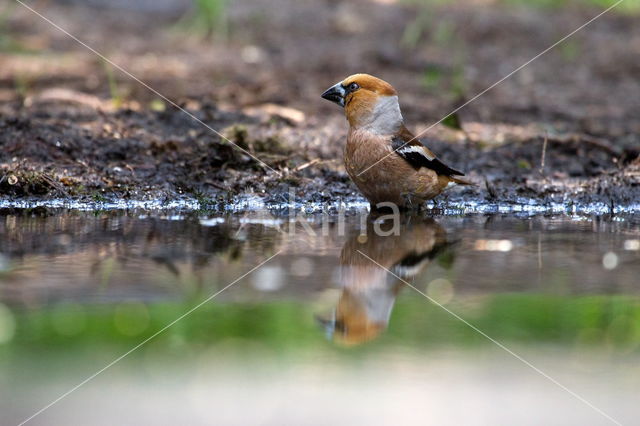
(91, 191), (108, 203)
(13, 73), (31, 99)
(0, 2), (43, 54)
(175, 0), (230, 40)
(1, 294), (639, 358)
(402, 0), (640, 19)
(101, 59), (124, 108)
(505, 0), (640, 13)
(0, 2), (21, 53)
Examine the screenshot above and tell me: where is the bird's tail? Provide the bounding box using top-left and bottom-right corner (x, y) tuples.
(438, 174), (475, 190)
(449, 175), (475, 186)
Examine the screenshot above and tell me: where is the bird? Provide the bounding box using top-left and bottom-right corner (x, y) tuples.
(316, 215), (451, 345)
(321, 73), (471, 209)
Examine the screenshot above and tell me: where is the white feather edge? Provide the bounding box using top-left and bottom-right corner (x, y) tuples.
(396, 145), (435, 161)
(392, 258), (432, 278)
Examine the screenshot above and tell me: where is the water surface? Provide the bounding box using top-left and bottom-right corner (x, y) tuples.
(1, 209), (639, 425)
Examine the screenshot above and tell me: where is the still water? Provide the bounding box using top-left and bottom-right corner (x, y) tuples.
(0, 208), (639, 425)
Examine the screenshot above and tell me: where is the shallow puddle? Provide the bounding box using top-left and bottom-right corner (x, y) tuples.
(1, 208), (639, 425)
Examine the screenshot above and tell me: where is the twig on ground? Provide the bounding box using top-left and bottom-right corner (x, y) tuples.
(294, 158), (321, 172)
(539, 133), (548, 176)
(42, 173), (69, 197)
(485, 177), (497, 199)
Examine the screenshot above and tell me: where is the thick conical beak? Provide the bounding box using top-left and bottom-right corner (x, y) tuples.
(321, 83), (346, 107)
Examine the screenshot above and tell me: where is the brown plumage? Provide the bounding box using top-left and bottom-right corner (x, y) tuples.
(321, 73), (471, 208)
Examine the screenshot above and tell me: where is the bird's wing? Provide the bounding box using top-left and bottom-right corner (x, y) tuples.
(391, 239), (451, 278)
(391, 125), (465, 176)
(392, 250), (434, 278)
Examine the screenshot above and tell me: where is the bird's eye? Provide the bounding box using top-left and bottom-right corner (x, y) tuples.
(348, 82), (359, 92)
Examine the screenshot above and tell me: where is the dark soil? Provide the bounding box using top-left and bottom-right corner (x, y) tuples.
(0, 0), (638, 210)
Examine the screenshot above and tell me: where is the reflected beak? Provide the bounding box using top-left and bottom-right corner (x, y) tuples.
(315, 313), (337, 339)
(321, 83), (346, 107)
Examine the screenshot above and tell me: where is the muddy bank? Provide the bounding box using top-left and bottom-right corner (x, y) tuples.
(0, 98), (638, 212)
(0, 0), (638, 211)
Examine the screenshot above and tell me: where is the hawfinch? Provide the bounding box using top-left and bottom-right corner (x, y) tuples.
(317, 216), (449, 345)
(321, 73), (470, 208)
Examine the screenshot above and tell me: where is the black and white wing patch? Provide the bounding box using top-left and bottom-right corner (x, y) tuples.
(391, 240), (451, 278)
(392, 251), (434, 278)
(391, 136), (464, 176)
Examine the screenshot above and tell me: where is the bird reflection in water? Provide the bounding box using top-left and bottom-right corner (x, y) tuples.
(318, 215), (451, 345)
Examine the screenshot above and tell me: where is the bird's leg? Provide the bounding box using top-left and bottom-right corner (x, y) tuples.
(402, 192), (413, 211)
(405, 193), (422, 213)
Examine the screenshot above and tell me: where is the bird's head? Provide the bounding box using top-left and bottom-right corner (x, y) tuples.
(321, 73), (403, 134)
(315, 289), (386, 346)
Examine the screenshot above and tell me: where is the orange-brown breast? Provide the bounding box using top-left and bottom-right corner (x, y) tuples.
(345, 128), (449, 207)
